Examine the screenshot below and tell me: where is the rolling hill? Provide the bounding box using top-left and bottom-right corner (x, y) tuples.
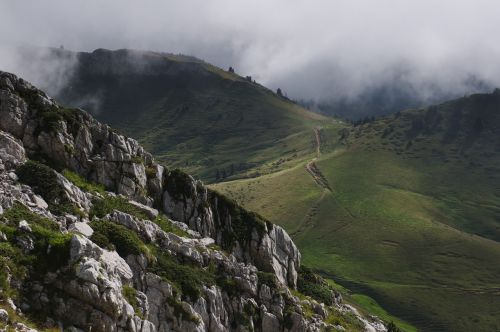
(214, 91), (500, 332)
(44, 48), (330, 182)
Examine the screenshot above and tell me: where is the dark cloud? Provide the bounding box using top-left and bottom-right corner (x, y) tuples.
(1, 0), (499, 105)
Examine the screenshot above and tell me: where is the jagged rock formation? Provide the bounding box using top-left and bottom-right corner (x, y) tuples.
(0, 71), (386, 331)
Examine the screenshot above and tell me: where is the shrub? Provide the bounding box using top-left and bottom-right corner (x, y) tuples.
(209, 190), (270, 248)
(36, 105), (82, 135)
(30, 225), (72, 273)
(297, 266), (336, 305)
(2, 202), (59, 231)
(122, 286), (143, 318)
(145, 166), (157, 179)
(0, 204), (72, 278)
(257, 271), (279, 289)
(90, 195), (151, 220)
(149, 249), (215, 300)
(387, 321), (403, 332)
(166, 297), (200, 323)
(16, 160), (79, 216)
(130, 155), (145, 164)
(164, 169), (195, 200)
(153, 214), (191, 238)
(62, 169), (105, 194)
(89, 220), (149, 257)
(216, 276), (240, 297)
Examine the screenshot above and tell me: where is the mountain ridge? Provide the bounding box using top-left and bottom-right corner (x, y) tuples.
(28, 47), (331, 182)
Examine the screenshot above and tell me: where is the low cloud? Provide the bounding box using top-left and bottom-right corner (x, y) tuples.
(1, 0), (500, 108)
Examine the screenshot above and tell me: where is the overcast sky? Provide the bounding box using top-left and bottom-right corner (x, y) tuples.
(1, 0), (500, 102)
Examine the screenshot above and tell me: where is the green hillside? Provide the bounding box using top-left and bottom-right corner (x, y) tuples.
(55, 48), (328, 181)
(54, 49), (500, 331)
(214, 91), (500, 332)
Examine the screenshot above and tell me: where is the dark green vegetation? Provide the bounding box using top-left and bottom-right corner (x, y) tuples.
(297, 266), (337, 306)
(16, 86), (82, 136)
(90, 219), (149, 256)
(215, 91), (500, 332)
(0, 203), (72, 300)
(89, 195), (151, 220)
(122, 286), (143, 318)
(62, 169), (105, 194)
(209, 189), (270, 248)
(89, 193), (191, 237)
(148, 247), (216, 301)
(16, 160), (82, 216)
(54, 48), (329, 182)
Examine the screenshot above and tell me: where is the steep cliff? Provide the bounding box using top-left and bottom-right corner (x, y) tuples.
(0, 71), (386, 332)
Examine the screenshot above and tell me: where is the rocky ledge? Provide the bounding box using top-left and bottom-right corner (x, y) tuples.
(0, 71), (388, 332)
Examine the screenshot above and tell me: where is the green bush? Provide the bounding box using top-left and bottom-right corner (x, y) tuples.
(257, 271), (279, 289)
(90, 220), (149, 257)
(216, 276), (240, 297)
(149, 249), (215, 300)
(30, 225), (72, 273)
(130, 155), (145, 164)
(297, 266), (336, 305)
(0, 204), (72, 288)
(166, 297), (200, 323)
(16, 160), (79, 216)
(38, 106), (82, 135)
(122, 286), (143, 318)
(62, 169), (105, 194)
(153, 214), (191, 238)
(90, 195), (151, 220)
(2, 202), (59, 231)
(387, 321), (403, 332)
(145, 166), (157, 179)
(210, 190), (270, 248)
(164, 169), (195, 200)
(0, 242), (29, 299)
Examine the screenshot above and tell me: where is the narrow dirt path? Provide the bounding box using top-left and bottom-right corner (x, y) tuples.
(293, 128), (331, 236)
(292, 127), (354, 237)
(305, 127), (332, 191)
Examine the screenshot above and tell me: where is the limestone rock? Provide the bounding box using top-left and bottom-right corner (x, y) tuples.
(0, 131), (26, 169)
(0, 308), (9, 322)
(18, 220), (32, 232)
(68, 222), (94, 237)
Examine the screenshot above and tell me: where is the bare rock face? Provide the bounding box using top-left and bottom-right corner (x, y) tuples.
(0, 131), (26, 169)
(162, 173), (301, 288)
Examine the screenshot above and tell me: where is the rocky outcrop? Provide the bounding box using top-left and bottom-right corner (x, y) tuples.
(0, 71), (300, 289)
(161, 173), (301, 288)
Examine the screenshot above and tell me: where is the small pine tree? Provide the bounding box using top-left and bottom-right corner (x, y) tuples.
(387, 321), (402, 332)
(277, 88), (283, 97)
(228, 66), (235, 73)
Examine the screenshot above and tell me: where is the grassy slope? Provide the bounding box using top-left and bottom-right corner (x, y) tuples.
(56, 48), (328, 182)
(56, 49), (500, 330)
(214, 93), (500, 332)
